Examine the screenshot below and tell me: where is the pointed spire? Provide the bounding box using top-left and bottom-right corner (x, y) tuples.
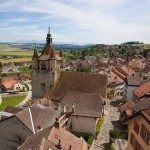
(46, 26), (52, 44)
(59, 45), (64, 58)
(32, 44), (38, 58)
(50, 47), (56, 59)
(48, 26), (50, 34)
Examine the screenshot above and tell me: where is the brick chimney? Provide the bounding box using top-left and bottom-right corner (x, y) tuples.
(56, 139), (62, 149)
(54, 118), (59, 129)
(72, 101), (76, 113)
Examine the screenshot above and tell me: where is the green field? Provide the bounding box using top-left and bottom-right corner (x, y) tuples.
(131, 44), (150, 47)
(0, 95), (26, 111)
(18, 66), (32, 73)
(0, 44), (34, 57)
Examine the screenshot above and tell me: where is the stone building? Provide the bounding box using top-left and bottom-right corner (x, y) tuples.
(32, 28), (64, 99)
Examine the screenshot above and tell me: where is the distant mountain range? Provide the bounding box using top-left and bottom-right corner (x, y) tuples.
(0, 42), (94, 50)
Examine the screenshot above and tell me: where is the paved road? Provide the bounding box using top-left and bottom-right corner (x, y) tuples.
(90, 99), (122, 150)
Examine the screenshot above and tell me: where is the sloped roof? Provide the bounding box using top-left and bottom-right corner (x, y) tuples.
(118, 101), (134, 113)
(51, 71), (108, 99)
(48, 127), (88, 150)
(126, 75), (142, 86)
(18, 127), (88, 150)
(129, 98), (150, 112)
(1, 77), (18, 89)
(132, 81), (150, 98)
(62, 91), (104, 117)
(16, 103), (60, 132)
(3, 106), (24, 114)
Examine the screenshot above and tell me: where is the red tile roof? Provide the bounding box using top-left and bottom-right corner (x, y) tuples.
(118, 101), (134, 114)
(132, 81), (150, 98)
(18, 127), (88, 150)
(1, 77), (18, 89)
(51, 71), (108, 99)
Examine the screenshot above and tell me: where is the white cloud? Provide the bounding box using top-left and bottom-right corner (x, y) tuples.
(0, 0), (150, 43)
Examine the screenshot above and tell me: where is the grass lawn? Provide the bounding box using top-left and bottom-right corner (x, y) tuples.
(19, 66), (32, 73)
(0, 95), (26, 111)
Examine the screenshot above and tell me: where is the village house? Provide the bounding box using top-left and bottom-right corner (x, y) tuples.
(60, 91), (105, 136)
(124, 98), (150, 150)
(0, 103), (61, 150)
(118, 100), (134, 122)
(2, 62), (18, 73)
(123, 74), (143, 100)
(0, 76), (22, 92)
(99, 69), (124, 100)
(17, 126), (88, 150)
(123, 72), (150, 100)
(132, 81), (150, 102)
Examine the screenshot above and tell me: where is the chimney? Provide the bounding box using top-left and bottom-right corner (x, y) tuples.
(54, 118), (59, 129)
(64, 105), (67, 113)
(38, 100), (42, 104)
(58, 103), (61, 112)
(56, 139), (62, 149)
(36, 125), (42, 132)
(28, 100), (32, 106)
(72, 101), (75, 113)
(69, 145), (72, 150)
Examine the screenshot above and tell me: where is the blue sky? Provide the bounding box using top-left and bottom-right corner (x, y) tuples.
(0, 0), (150, 44)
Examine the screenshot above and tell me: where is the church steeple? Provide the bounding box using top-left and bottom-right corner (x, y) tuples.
(46, 26), (52, 44)
(59, 46), (64, 58)
(32, 44), (38, 58)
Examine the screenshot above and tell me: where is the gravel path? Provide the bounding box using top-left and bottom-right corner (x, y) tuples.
(90, 99), (122, 150)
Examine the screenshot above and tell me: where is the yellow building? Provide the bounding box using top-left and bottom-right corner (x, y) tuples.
(124, 98), (150, 150)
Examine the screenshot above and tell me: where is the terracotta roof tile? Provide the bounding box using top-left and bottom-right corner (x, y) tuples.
(52, 71), (108, 99)
(48, 127), (88, 150)
(129, 97), (150, 112)
(1, 77), (18, 89)
(118, 101), (134, 113)
(132, 81), (150, 98)
(18, 127), (88, 150)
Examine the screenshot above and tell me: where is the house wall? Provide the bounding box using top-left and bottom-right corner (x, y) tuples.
(127, 86), (137, 100)
(71, 116), (96, 136)
(123, 84), (137, 100)
(127, 116), (150, 150)
(0, 117), (32, 150)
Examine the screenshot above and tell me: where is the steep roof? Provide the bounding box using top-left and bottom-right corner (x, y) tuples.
(126, 75), (142, 86)
(129, 97), (150, 112)
(51, 71), (108, 99)
(18, 127), (88, 150)
(1, 77), (18, 89)
(16, 103), (60, 132)
(32, 49), (38, 58)
(132, 81), (150, 98)
(118, 101), (134, 113)
(3, 106), (24, 114)
(62, 91), (104, 117)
